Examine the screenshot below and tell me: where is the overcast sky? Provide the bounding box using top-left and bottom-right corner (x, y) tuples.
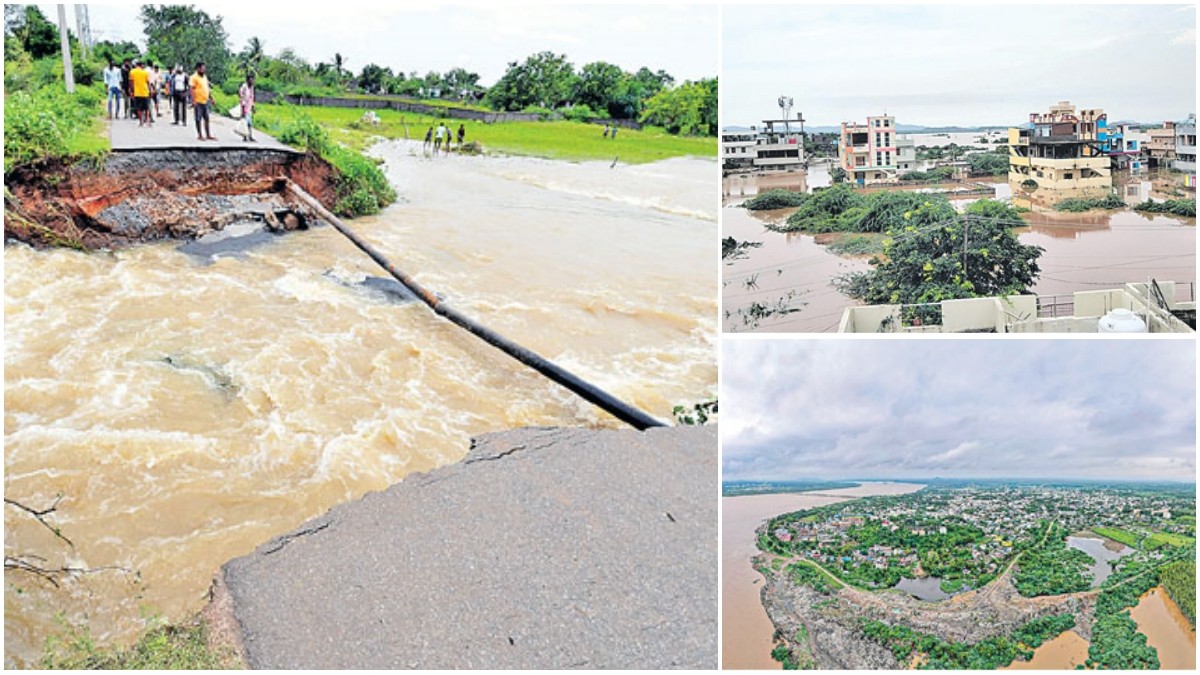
(722, 340), (1196, 482)
(54, 3), (716, 84)
(723, 4), (1197, 128)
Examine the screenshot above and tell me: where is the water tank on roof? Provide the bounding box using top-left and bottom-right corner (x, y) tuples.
(1098, 308), (1148, 333)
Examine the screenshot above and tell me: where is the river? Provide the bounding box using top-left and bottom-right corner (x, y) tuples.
(1130, 586), (1197, 670)
(3, 143), (717, 666)
(721, 482), (924, 669)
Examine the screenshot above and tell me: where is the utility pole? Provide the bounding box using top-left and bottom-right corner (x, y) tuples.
(56, 4), (74, 93)
(74, 4), (92, 60)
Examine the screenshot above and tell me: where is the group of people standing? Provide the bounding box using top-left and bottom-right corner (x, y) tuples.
(103, 61), (255, 143)
(423, 122), (466, 156)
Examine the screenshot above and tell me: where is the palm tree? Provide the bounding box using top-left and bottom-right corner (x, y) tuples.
(238, 36), (263, 77)
(332, 52), (347, 87)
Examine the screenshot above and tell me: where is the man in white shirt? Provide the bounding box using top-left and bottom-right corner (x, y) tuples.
(103, 61), (123, 119)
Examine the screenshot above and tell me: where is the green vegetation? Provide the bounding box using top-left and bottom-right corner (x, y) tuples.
(1013, 522), (1093, 597)
(42, 617), (239, 669)
(860, 613), (1076, 669)
(1133, 199), (1196, 217)
(1160, 560), (1195, 627)
(256, 104), (713, 164)
(742, 188), (808, 210)
(772, 625), (817, 670)
(966, 152), (1009, 177)
(1053, 193), (1126, 212)
(834, 198), (1042, 309)
(722, 236), (762, 261)
(825, 234), (884, 256)
(1092, 526), (1140, 548)
(671, 399), (717, 426)
(787, 560), (843, 594)
(899, 167), (955, 182)
(4, 6), (110, 172)
(1085, 547), (1194, 669)
(1145, 531), (1195, 550)
(264, 112), (395, 217)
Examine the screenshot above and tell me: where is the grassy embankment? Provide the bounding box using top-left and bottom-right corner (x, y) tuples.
(40, 616), (239, 669)
(254, 103), (716, 164)
(3, 82), (109, 172)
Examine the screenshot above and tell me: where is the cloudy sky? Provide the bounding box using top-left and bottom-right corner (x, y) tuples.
(52, 3), (716, 85)
(722, 340), (1196, 482)
(723, 4), (1196, 128)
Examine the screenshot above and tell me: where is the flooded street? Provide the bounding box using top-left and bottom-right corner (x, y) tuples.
(4, 143), (717, 666)
(721, 482), (923, 669)
(1130, 586), (1197, 670)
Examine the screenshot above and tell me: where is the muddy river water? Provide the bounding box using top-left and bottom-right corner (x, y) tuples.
(3, 143), (717, 666)
(721, 482), (924, 669)
(722, 170), (1195, 332)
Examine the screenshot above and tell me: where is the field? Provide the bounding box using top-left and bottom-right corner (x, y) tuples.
(1145, 532), (1196, 550)
(1091, 526), (1141, 548)
(254, 103), (715, 164)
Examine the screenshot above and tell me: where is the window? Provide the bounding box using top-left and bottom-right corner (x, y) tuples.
(884, 119), (891, 127)
(1063, 172), (1073, 179)
(875, 133), (881, 145)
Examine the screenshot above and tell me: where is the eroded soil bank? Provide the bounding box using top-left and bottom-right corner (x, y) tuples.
(4, 149), (337, 250)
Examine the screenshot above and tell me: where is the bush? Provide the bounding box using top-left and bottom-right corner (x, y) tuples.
(520, 105), (556, 121)
(4, 84), (104, 171)
(1054, 193), (1126, 212)
(782, 183), (866, 232)
(742, 188), (807, 210)
(324, 144), (397, 218)
(559, 104), (599, 123)
(1133, 199), (1196, 217)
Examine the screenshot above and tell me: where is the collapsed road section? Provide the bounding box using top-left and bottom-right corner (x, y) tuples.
(4, 147), (336, 250)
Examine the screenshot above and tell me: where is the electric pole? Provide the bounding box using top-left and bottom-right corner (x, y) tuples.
(57, 4), (74, 93)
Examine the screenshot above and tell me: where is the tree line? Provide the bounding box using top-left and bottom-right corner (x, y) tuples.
(6, 4), (716, 136)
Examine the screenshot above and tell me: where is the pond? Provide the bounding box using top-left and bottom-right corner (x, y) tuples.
(1066, 536), (1135, 586)
(893, 576), (951, 602)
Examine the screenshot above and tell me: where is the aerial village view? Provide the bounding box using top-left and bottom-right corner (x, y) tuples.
(722, 5), (1197, 333)
(722, 340), (1197, 670)
(3, 4), (719, 669)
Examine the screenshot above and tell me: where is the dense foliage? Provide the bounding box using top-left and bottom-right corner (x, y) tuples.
(1133, 199), (1196, 217)
(638, 78), (717, 136)
(4, 4), (58, 59)
(1013, 522), (1094, 597)
(1053, 193), (1126, 212)
(268, 113), (396, 217)
(3, 83), (104, 172)
(899, 167), (955, 182)
(860, 613), (1075, 669)
(1159, 560), (1195, 626)
(835, 198), (1043, 308)
(966, 152), (1009, 176)
(140, 5), (232, 80)
(1085, 547), (1193, 669)
(787, 561), (843, 595)
(742, 189), (807, 210)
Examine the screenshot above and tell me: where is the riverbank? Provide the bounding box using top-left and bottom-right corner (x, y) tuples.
(722, 482), (924, 668)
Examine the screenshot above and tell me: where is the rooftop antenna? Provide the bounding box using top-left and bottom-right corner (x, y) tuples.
(778, 95), (794, 137)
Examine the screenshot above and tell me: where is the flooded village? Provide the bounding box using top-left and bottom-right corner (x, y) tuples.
(721, 91), (1196, 333)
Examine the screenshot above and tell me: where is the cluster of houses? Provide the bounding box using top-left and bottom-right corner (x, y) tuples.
(721, 100), (1197, 201)
(769, 486), (1190, 580)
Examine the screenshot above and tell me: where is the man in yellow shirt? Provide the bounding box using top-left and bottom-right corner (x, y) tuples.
(189, 62), (216, 141)
(129, 60), (151, 126)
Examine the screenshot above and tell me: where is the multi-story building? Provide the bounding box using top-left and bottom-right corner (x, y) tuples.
(721, 128), (757, 172)
(1008, 101), (1112, 202)
(1147, 121), (1176, 168)
(1109, 123), (1149, 172)
(839, 115), (914, 184)
(1173, 114), (1196, 174)
(720, 117), (806, 173)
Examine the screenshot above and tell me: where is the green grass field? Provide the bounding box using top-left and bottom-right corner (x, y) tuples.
(254, 103), (715, 164)
(1091, 527), (1141, 548)
(1145, 532), (1196, 550)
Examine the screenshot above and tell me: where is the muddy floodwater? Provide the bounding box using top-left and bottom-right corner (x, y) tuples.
(723, 169), (1195, 332)
(1000, 629), (1090, 670)
(1130, 586), (1197, 670)
(3, 142), (717, 666)
(721, 482), (924, 669)
(1066, 536), (1134, 587)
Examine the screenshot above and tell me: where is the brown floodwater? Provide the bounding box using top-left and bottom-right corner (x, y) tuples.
(1130, 586), (1197, 670)
(721, 482), (924, 669)
(3, 143), (717, 666)
(721, 206), (868, 333)
(1000, 629), (1089, 670)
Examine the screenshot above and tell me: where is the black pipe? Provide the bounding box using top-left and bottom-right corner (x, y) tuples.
(284, 180), (666, 431)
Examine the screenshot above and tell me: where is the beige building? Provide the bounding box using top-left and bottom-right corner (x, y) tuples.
(1008, 101), (1112, 202)
(1147, 121), (1176, 168)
